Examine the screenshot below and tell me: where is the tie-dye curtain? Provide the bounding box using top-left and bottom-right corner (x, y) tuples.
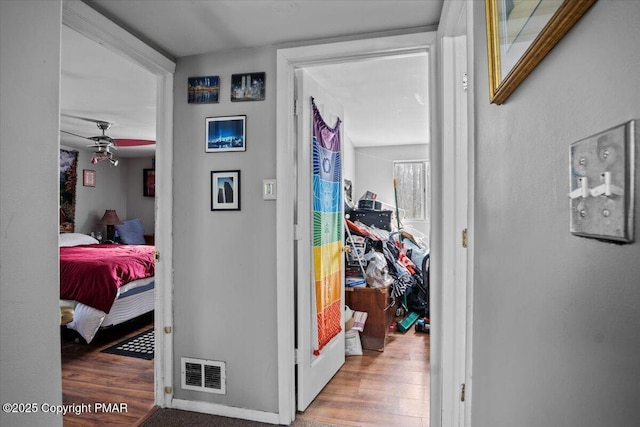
(60, 149), (79, 233)
(311, 98), (342, 354)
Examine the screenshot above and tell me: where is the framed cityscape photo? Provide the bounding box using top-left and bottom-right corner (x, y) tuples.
(188, 75), (220, 104)
(205, 115), (246, 152)
(230, 72), (265, 102)
(211, 170), (241, 211)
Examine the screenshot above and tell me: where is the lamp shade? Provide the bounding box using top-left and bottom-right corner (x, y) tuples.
(98, 209), (122, 225)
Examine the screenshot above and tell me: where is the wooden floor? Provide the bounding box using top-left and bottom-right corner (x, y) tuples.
(61, 315), (429, 427)
(61, 314), (155, 427)
(296, 327), (431, 427)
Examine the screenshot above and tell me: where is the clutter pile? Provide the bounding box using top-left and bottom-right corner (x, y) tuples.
(343, 190), (430, 351)
(344, 305), (368, 356)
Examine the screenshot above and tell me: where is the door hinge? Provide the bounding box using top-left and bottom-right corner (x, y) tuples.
(462, 72), (468, 92)
(294, 348), (300, 365)
(164, 326), (172, 334)
(462, 228), (468, 248)
(164, 386), (173, 394)
(154, 250), (160, 262)
(460, 383), (466, 402)
(294, 224), (302, 241)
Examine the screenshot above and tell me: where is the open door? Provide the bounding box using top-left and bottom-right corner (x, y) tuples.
(295, 68), (345, 411)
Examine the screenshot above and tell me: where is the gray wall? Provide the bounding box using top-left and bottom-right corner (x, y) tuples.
(354, 144), (429, 237)
(66, 149), (155, 236)
(471, 2), (640, 426)
(0, 1), (63, 426)
(125, 157), (156, 235)
(172, 47), (278, 411)
(65, 147), (125, 235)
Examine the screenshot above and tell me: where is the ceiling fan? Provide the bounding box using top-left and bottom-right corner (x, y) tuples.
(61, 116), (120, 166)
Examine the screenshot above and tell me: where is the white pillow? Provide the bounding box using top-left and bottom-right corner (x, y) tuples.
(59, 233), (99, 247)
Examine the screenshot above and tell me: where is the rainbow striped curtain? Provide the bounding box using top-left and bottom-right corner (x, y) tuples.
(311, 98), (342, 354)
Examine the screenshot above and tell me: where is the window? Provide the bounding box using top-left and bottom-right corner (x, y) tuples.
(393, 161), (429, 221)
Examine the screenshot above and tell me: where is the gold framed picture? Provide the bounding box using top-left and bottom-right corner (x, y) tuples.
(485, 0), (597, 104)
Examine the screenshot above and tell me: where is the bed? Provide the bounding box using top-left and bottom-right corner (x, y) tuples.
(59, 232), (155, 343)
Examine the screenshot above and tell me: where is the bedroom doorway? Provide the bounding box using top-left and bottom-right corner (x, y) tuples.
(60, 1), (175, 423)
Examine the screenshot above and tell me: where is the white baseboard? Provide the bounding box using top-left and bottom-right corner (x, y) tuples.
(170, 398), (281, 425)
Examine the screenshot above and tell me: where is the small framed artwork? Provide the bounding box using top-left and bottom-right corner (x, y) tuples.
(143, 168), (155, 197)
(211, 170), (241, 211)
(83, 169), (96, 187)
(188, 75), (220, 104)
(205, 115), (246, 152)
(231, 72), (265, 102)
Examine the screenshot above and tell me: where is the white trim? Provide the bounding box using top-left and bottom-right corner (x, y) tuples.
(155, 72), (175, 407)
(171, 399), (280, 425)
(62, 0), (175, 74)
(464, 3), (476, 426)
(436, 2), (474, 426)
(62, 0), (176, 410)
(439, 37), (458, 427)
(276, 32), (436, 425)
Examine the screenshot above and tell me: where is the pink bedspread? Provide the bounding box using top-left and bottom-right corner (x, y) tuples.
(60, 244), (155, 313)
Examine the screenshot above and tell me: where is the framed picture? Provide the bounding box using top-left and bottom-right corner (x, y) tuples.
(230, 72), (265, 102)
(188, 75), (220, 104)
(211, 170), (241, 211)
(83, 169), (95, 187)
(143, 168), (155, 197)
(485, 0), (596, 104)
(205, 115), (246, 152)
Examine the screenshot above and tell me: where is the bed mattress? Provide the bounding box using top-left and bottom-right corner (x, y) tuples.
(66, 277), (155, 343)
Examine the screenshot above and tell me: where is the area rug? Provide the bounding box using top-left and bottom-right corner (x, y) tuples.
(101, 328), (154, 360)
(138, 408), (358, 427)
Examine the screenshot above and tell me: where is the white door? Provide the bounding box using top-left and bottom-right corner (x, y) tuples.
(295, 68), (345, 411)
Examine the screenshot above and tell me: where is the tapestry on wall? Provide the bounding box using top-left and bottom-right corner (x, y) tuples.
(311, 97), (343, 355)
(60, 149), (79, 233)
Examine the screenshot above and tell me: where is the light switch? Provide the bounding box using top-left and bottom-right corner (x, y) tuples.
(569, 120), (635, 243)
(263, 179), (277, 200)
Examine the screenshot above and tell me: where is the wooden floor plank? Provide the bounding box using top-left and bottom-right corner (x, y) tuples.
(296, 328), (431, 426)
(61, 316), (155, 427)
(61, 315), (430, 426)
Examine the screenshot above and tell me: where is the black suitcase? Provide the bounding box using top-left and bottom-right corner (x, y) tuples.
(350, 209), (392, 231)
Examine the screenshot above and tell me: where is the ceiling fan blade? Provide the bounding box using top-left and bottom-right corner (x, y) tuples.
(62, 113), (116, 126)
(113, 139), (155, 147)
(61, 129), (92, 141)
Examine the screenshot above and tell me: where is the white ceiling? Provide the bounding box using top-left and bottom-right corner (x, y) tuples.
(60, 25), (157, 157)
(61, 0), (442, 156)
(304, 53), (429, 147)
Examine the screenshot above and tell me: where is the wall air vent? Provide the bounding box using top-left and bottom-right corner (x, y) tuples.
(181, 357), (226, 394)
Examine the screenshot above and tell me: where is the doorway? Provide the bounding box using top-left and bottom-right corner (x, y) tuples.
(297, 56), (430, 425)
(60, 0), (176, 417)
(275, 32), (438, 425)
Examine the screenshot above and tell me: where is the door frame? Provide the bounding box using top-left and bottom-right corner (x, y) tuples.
(61, 0), (176, 408)
(437, 1), (475, 426)
(276, 32), (438, 425)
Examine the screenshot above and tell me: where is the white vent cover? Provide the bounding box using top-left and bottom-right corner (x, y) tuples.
(181, 357), (226, 394)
